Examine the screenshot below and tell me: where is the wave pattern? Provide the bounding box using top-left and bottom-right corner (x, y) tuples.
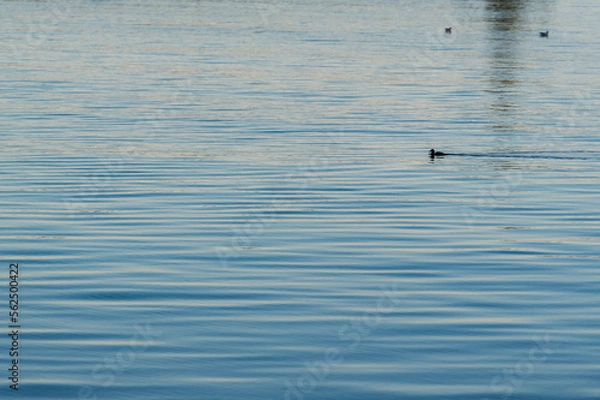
(1, 0), (599, 399)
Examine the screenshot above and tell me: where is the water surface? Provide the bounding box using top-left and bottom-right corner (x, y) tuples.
(1, 0), (599, 399)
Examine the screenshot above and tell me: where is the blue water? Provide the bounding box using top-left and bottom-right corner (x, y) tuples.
(1, 0), (599, 399)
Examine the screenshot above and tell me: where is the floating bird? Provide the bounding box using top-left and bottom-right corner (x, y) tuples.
(445, 27), (452, 34)
(539, 31), (549, 37)
(429, 149), (448, 157)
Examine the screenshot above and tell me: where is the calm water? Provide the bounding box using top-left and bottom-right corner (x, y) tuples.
(1, 0), (599, 399)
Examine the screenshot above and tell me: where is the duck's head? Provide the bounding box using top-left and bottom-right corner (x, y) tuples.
(429, 149), (436, 156)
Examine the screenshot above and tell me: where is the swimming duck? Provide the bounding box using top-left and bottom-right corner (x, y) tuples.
(429, 149), (447, 157)
(445, 27), (452, 33)
(539, 31), (549, 37)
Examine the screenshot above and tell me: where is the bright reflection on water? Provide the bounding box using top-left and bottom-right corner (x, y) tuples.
(1, 0), (599, 399)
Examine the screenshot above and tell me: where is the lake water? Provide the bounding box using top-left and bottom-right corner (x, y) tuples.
(1, 0), (599, 399)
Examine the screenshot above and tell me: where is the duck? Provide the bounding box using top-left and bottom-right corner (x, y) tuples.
(539, 31), (549, 37)
(429, 149), (448, 157)
(445, 27), (452, 34)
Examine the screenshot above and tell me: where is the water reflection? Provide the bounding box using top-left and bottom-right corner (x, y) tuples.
(485, 0), (528, 31)
(484, 0), (529, 129)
